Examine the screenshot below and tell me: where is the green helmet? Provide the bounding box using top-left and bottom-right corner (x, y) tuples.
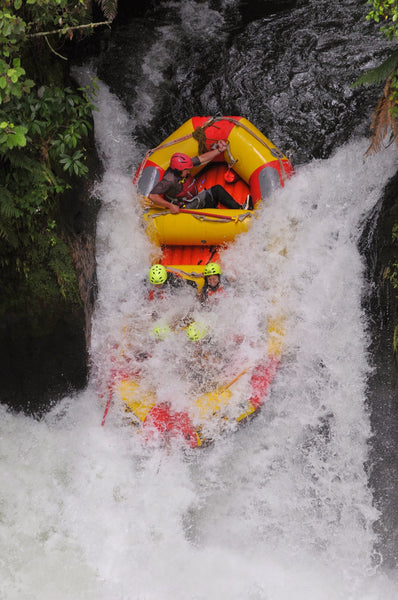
(186, 322), (207, 342)
(152, 323), (171, 341)
(149, 264), (167, 285)
(204, 262), (221, 277)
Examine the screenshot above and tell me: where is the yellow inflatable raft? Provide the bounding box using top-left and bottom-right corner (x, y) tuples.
(107, 116), (293, 447)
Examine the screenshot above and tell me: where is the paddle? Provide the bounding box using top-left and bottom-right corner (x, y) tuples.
(223, 367), (250, 390)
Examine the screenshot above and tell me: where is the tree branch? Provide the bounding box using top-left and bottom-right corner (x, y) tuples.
(44, 36), (67, 60)
(27, 21), (111, 38)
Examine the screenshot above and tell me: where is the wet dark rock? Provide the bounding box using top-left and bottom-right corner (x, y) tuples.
(361, 171), (398, 568)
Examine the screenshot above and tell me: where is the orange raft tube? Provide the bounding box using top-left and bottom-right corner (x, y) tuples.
(111, 116), (293, 447)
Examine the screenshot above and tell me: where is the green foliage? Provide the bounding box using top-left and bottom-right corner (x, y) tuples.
(16, 0), (89, 33)
(0, 216), (81, 309)
(364, 1), (398, 120)
(0, 0), (111, 314)
(353, 2), (398, 156)
(366, 0), (398, 42)
(363, 1), (398, 93)
(390, 66), (398, 122)
(0, 120), (28, 148)
(352, 49), (398, 88)
(0, 80), (96, 308)
(362, 3), (398, 360)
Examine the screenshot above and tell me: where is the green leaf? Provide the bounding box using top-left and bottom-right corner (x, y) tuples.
(13, 131), (26, 146)
(351, 49), (398, 88)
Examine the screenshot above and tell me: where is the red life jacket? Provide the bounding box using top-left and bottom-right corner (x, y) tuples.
(176, 175), (198, 200)
(203, 284), (226, 306)
(148, 288), (167, 301)
(207, 284), (225, 298)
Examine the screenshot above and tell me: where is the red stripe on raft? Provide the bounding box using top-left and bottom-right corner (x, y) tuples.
(133, 160), (164, 184)
(249, 357), (280, 410)
(249, 159), (294, 202)
(142, 357), (280, 449)
(192, 116), (243, 152)
(143, 403), (199, 448)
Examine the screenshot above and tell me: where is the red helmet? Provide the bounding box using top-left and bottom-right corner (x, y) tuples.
(170, 153), (193, 170)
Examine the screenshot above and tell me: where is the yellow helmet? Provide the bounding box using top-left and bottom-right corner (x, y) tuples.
(149, 264), (167, 285)
(204, 262), (221, 277)
(186, 322), (207, 342)
(152, 323), (171, 341)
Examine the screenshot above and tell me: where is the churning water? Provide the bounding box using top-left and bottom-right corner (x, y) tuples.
(2, 1), (398, 598)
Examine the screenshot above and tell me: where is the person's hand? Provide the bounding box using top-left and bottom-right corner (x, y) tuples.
(217, 139), (228, 153)
(169, 203), (180, 214)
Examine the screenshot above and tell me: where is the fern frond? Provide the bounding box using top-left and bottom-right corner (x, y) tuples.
(41, 163), (59, 186)
(95, 0), (118, 21)
(0, 218), (19, 248)
(0, 221), (9, 241)
(0, 190), (21, 219)
(365, 76), (397, 156)
(6, 151), (38, 172)
(352, 50), (398, 88)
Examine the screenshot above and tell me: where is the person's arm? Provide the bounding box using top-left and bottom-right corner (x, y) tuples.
(197, 139), (228, 165)
(148, 192), (180, 214)
(199, 285), (208, 306)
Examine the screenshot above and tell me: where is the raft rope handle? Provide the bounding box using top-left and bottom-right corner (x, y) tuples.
(210, 116), (287, 183)
(226, 141), (237, 168)
(134, 117), (216, 183)
(189, 215), (237, 223)
(221, 139), (238, 170)
(148, 210), (251, 222)
(149, 212), (237, 223)
(206, 137), (237, 170)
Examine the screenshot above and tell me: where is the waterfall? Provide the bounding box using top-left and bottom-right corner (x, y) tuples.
(2, 1), (398, 597)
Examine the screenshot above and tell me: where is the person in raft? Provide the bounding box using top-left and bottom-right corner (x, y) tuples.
(146, 264), (197, 323)
(147, 264), (197, 301)
(199, 262), (228, 306)
(148, 139), (253, 214)
(185, 321), (224, 387)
